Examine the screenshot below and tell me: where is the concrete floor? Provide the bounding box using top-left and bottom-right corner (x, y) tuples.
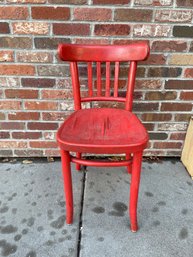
(0, 158), (193, 257)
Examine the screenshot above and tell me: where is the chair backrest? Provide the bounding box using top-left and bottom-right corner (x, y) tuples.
(58, 42), (150, 112)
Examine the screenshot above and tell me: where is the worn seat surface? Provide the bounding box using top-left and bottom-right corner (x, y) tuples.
(57, 108), (148, 154)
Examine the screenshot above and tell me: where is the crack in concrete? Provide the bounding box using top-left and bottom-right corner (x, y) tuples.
(77, 168), (87, 257)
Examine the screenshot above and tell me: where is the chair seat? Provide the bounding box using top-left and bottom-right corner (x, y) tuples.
(57, 108), (148, 154)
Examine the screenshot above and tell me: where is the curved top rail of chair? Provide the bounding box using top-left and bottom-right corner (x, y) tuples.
(58, 42), (150, 62)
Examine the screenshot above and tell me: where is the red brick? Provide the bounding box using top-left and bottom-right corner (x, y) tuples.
(45, 149), (60, 156)
(170, 133), (186, 140)
(139, 54), (166, 65)
(0, 23), (10, 34)
(0, 37), (32, 49)
(42, 112), (70, 121)
(115, 9), (152, 22)
(14, 150), (44, 157)
(41, 90), (72, 99)
(134, 0), (172, 6)
(35, 37), (70, 49)
(180, 91), (193, 100)
(28, 122), (58, 130)
(32, 7), (70, 20)
(113, 39), (149, 45)
(149, 132), (168, 140)
(44, 132), (56, 140)
(53, 24), (90, 36)
(21, 78), (55, 88)
(0, 150), (13, 157)
(133, 102), (159, 112)
(176, 0), (193, 7)
(7, 0), (46, 3)
(73, 8), (112, 21)
(1, 78), (20, 88)
(59, 102), (74, 111)
(169, 54), (193, 65)
(16, 52), (53, 63)
(174, 114), (192, 121)
(74, 38), (109, 44)
(136, 80), (162, 89)
(173, 26), (193, 38)
(0, 132), (10, 139)
(0, 101), (21, 110)
(133, 25), (171, 37)
(184, 68), (193, 78)
(8, 112), (40, 120)
(94, 24), (130, 36)
(56, 79), (72, 89)
(148, 67), (182, 77)
(37, 65), (69, 77)
(145, 91), (177, 100)
(141, 113), (172, 121)
(0, 78), (7, 87)
(12, 132), (42, 139)
(0, 141), (27, 148)
(30, 141), (58, 148)
(12, 22), (49, 35)
(0, 65), (35, 75)
(0, 90), (3, 99)
(154, 142), (182, 149)
(48, 0), (86, 3)
(161, 103), (192, 111)
(165, 150), (183, 156)
(158, 123), (187, 131)
(0, 51), (14, 62)
(24, 101), (58, 110)
(0, 122), (25, 130)
(133, 91), (143, 100)
(165, 80), (193, 89)
(152, 40), (187, 52)
(144, 150), (165, 156)
(93, 0), (129, 4)
(155, 10), (192, 23)
(0, 7), (28, 19)
(0, 113), (5, 120)
(5, 89), (38, 99)
(143, 123), (155, 131)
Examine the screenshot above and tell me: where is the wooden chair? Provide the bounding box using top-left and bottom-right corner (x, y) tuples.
(57, 42), (150, 232)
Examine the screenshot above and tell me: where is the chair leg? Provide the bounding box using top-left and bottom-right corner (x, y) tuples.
(129, 151), (143, 232)
(76, 152), (81, 171)
(126, 153), (132, 174)
(60, 149), (73, 224)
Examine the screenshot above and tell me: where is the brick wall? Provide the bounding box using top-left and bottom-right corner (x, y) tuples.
(0, 0), (193, 157)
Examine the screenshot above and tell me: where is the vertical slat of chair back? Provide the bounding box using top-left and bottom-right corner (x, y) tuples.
(96, 62), (102, 96)
(105, 62), (111, 97)
(58, 43), (150, 111)
(87, 62), (93, 97)
(114, 62), (119, 98)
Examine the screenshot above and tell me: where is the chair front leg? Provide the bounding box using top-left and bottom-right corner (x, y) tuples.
(129, 151), (143, 232)
(126, 153), (132, 174)
(60, 149), (73, 224)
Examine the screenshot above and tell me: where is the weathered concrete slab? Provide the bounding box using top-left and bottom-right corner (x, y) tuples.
(80, 160), (193, 257)
(0, 161), (83, 257)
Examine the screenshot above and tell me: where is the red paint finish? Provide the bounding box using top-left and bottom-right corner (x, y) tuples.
(57, 42), (150, 232)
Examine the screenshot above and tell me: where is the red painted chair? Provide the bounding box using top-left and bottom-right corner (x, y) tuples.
(57, 42), (150, 232)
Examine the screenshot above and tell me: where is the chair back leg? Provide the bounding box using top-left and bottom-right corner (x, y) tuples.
(129, 151), (143, 232)
(126, 153), (132, 174)
(60, 149), (73, 224)
(76, 152), (81, 171)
